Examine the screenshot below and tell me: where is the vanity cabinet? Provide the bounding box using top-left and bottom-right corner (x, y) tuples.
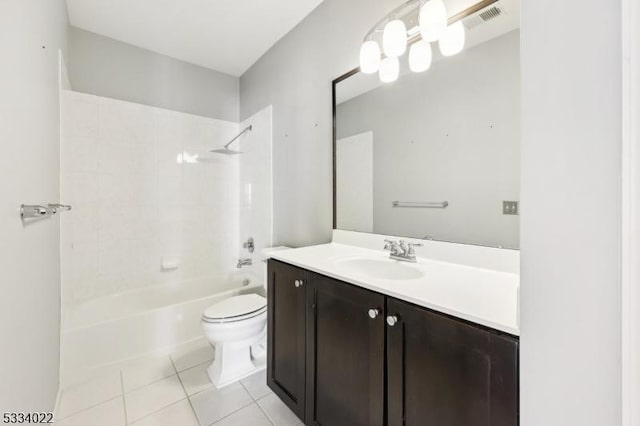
(387, 298), (519, 426)
(305, 272), (385, 426)
(267, 260), (519, 426)
(266, 259), (307, 419)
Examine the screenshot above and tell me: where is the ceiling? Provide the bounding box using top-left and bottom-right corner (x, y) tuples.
(66, 0), (325, 76)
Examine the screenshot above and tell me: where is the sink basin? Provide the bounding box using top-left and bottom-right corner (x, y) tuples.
(334, 257), (424, 281)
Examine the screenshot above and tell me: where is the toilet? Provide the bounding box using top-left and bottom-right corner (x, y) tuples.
(201, 246), (290, 388)
(201, 293), (267, 388)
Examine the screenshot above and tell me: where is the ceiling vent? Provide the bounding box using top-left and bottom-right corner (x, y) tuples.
(462, 2), (506, 30)
(479, 6), (503, 22)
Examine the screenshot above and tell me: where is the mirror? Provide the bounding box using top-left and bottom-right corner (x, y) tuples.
(333, 0), (520, 249)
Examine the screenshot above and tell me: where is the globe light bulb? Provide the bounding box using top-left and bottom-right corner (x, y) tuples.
(359, 40), (381, 74)
(383, 19), (408, 57)
(439, 21), (466, 57)
(419, 0), (448, 42)
(379, 56), (400, 83)
(409, 39), (432, 73)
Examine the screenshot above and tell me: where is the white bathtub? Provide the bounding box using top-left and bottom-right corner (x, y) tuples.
(60, 275), (263, 384)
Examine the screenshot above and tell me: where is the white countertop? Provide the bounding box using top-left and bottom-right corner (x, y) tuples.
(270, 241), (520, 336)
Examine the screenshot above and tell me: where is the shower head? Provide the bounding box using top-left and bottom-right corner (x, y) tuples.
(211, 125), (252, 155)
(210, 148), (242, 155)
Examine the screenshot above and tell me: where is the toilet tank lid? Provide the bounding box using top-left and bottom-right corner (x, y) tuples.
(204, 294), (266, 319)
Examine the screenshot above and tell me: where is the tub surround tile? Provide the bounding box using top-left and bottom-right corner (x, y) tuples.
(56, 373), (122, 420)
(60, 91), (242, 304)
(189, 383), (253, 425)
(54, 397), (125, 426)
(213, 403), (272, 426)
(98, 97), (157, 145)
(257, 393), (301, 426)
(170, 339), (215, 372)
(66, 242), (99, 302)
(61, 92), (99, 139)
(124, 375), (187, 422)
(61, 173), (99, 243)
(61, 137), (98, 174)
(129, 399), (198, 426)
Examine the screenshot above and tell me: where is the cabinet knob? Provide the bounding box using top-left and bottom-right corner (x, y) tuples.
(386, 315), (398, 327)
(368, 309), (380, 319)
(294, 280), (304, 288)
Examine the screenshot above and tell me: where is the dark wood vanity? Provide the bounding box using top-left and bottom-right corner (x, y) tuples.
(267, 259), (519, 426)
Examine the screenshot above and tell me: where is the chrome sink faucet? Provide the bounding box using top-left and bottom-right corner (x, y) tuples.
(384, 239), (422, 263)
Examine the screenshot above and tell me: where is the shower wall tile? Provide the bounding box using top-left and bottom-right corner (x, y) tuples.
(61, 92), (99, 139)
(97, 139), (158, 177)
(62, 137), (98, 173)
(99, 97), (158, 144)
(61, 90), (240, 304)
(61, 173), (99, 244)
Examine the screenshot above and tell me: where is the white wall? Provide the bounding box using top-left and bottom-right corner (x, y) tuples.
(337, 30), (520, 248)
(0, 0), (68, 413)
(622, 0), (640, 422)
(60, 91), (240, 303)
(238, 106), (274, 279)
(520, 0), (622, 424)
(68, 27), (240, 122)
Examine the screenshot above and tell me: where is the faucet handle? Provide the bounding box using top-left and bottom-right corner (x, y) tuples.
(236, 258), (253, 268)
(383, 239), (395, 250)
(407, 242), (423, 256)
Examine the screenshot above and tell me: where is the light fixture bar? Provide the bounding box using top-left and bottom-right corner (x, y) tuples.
(365, 0), (500, 44)
(363, 0), (421, 41)
(406, 0), (499, 47)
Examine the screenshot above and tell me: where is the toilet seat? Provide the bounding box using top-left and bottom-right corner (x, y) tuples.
(203, 294), (267, 323)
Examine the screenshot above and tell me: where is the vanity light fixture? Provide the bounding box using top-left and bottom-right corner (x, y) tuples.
(359, 0), (497, 83)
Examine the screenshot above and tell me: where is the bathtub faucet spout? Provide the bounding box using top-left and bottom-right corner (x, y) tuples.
(237, 258), (252, 268)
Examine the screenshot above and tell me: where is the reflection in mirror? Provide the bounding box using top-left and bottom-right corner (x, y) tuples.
(334, 0), (520, 249)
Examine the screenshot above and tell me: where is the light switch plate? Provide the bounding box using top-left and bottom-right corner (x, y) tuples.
(503, 201), (519, 215)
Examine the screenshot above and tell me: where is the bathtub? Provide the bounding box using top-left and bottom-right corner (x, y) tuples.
(60, 275), (263, 384)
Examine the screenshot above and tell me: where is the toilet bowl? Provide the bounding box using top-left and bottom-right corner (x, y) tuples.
(201, 293), (267, 388)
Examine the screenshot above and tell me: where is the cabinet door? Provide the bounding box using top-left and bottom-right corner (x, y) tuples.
(267, 260), (306, 420)
(306, 273), (385, 426)
(387, 298), (519, 426)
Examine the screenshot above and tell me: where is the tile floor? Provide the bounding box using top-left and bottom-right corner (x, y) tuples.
(55, 339), (303, 426)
